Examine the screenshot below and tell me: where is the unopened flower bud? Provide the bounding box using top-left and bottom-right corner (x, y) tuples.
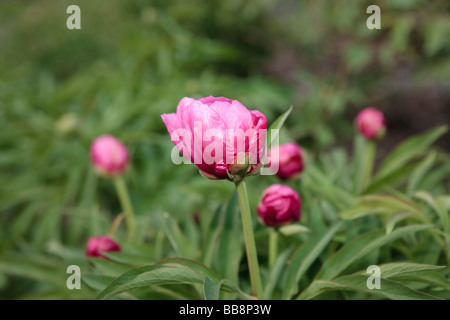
(355, 107), (386, 140)
(257, 184), (301, 227)
(86, 235), (121, 259)
(269, 142), (305, 180)
(90, 135), (129, 177)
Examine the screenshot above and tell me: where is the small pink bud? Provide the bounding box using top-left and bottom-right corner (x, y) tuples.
(257, 184), (301, 227)
(90, 135), (129, 176)
(355, 107), (386, 140)
(269, 142), (305, 180)
(86, 235), (121, 259)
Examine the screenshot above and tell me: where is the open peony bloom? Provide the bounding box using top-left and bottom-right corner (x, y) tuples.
(86, 235), (121, 258)
(257, 184), (301, 227)
(90, 135), (129, 176)
(161, 96), (267, 180)
(355, 107), (386, 140)
(269, 142), (304, 180)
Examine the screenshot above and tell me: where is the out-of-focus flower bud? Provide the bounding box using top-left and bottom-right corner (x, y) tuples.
(269, 142), (304, 180)
(86, 235), (121, 259)
(90, 135), (129, 177)
(355, 107), (386, 140)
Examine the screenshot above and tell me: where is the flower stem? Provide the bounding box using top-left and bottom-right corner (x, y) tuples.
(354, 136), (376, 194)
(268, 228), (278, 269)
(109, 212), (125, 237)
(234, 179), (263, 299)
(114, 176), (137, 241)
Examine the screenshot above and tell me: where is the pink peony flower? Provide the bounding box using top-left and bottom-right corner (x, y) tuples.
(161, 96), (267, 180)
(355, 107), (386, 140)
(257, 184), (301, 227)
(86, 235), (121, 259)
(269, 142), (304, 180)
(90, 135), (129, 176)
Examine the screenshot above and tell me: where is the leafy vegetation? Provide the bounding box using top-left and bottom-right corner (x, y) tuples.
(0, 0), (449, 300)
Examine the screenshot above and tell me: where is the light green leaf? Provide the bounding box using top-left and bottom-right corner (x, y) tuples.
(204, 277), (222, 300)
(102, 252), (153, 265)
(353, 136), (376, 194)
(385, 212), (421, 234)
(279, 224), (311, 236)
(267, 105), (293, 150)
(358, 262), (445, 278)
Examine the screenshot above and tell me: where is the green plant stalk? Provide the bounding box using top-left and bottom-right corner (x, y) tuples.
(234, 179), (264, 299)
(354, 137), (376, 194)
(114, 176), (137, 241)
(268, 228), (278, 269)
(109, 212), (125, 237)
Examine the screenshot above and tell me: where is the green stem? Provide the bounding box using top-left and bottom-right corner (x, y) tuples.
(354, 136), (376, 194)
(114, 176), (137, 241)
(234, 179), (264, 299)
(108, 212), (125, 237)
(268, 228), (278, 269)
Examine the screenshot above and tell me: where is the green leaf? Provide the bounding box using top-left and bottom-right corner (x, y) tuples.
(155, 258), (252, 299)
(414, 191), (450, 234)
(202, 204), (225, 267)
(83, 274), (115, 291)
(353, 136), (376, 194)
(217, 192), (242, 295)
(365, 162), (419, 194)
(374, 126), (447, 182)
(361, 262), (445, 278)
(407, 151), (437, 195)
(339, 194), (427, 223)
(392, 271), (450, 291)
(96, 265), (200, 300)
(299, 275), (442, 300)
(263, 248), (294, 299)
(89, 257), (132, 276)
(96, 258), (252, 300)
(203, 277), (222, 300)
(385, 212), (421, 234)
(281, 221), (344, 300)
(303, 164), (355, 210)
(315, 225), (431, 281)
(267, 105), (293, 150)
(279, 224), (311, 236)
(103, 252), (153, 265)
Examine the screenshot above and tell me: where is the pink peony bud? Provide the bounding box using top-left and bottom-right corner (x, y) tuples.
(90, 135), (129, 176)
(161, 96), (267, 180)
(86, 235), (121, 258)
(355, 107), (386, 140)
(269, 142), (305, 180)
(257, 184), (301, 227)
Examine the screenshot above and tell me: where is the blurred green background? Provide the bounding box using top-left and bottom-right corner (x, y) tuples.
(0, 0), (449, 299)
